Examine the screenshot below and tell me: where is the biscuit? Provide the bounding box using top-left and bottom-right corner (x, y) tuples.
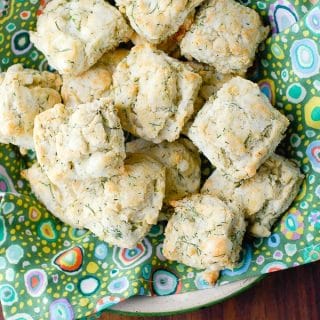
(67, 153), (166, 248)
(30, 0), (132, 75)
(33, 98), (125, 182)
(180, 0), (269, 74)
(24, 154), (166, 248)
(188, 77), (290, 181)
(116, 0), (204, 44)
(113, 44), (202, 143)
(0, 64), (61, 149)
(61, 49), (129, 108)
(202, 154), (304, 237)
(163, 194), (246, 282)
(126, 138), (201, 203)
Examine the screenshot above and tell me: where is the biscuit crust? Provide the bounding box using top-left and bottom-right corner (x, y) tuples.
(182, 62), (238, 133)
(67, 153), (166, 248)
(21, 163), (82, 228)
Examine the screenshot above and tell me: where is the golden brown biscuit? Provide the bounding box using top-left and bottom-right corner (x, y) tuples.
(130, 10), (195, 58)
(67, 153), (166, 248)
(33, 98), (125, 182)
(188, 77), (289, 181)
(202, 154), (304, 237)
(182, 62), (240, 133)
(113, 44), (202, 143)
(180, 0), (269, 74)
(163, 194), (246, 283)
(30, 0), (132, 75)
(24, 154), (166, 248)
(21, 163), (82, 228)
(0, 64), (61, 149)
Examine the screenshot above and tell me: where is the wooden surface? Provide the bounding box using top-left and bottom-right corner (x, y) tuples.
(1, 261), (319, 319)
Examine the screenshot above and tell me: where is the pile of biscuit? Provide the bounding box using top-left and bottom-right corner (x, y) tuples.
(0, 0), (304, 283)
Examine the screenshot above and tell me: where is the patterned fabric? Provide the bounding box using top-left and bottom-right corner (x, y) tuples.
(0, 0), (319, 319)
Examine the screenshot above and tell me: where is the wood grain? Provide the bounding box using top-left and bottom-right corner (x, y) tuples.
(1, 261), (319, 320)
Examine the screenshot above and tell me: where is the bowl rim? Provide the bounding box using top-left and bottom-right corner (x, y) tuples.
(106, 275), (265, 317)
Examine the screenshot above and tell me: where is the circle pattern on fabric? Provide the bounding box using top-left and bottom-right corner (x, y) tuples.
(78, 276), (100, 296)
(261, 262), (287, 273)
(290, 39), (320, 78)
(94, 296), (121, 313)
(281, 209), (304, 240)
(304, 97), (320, 129)
(37, 219), (58, 242)
(306, 140), (320, 173)
(113, 239), (152, 269)
(151, 269), (181, 296)
(286, 83), (307, 103)
(306, 7), (320, 34)
(0, 166), (17, 194)
(0, 216), (7, 246)
(53, 247), (83, 274)
(94, 243), (108, 260)
(258, 79), (276, 105)
(6, 244), (23, 264)
(268, 0), (299, 33)
(49, 299), (74, 320)
(0, 284), (17, 306)
(11, 30), (32, 55)
(107, 277), (129, 294)
(24, 269), (48, 297)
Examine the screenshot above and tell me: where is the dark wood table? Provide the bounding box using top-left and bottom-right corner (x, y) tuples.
(1, 261), (319, 319)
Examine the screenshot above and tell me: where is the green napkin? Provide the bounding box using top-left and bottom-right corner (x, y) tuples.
(0, 0), (319, 319)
